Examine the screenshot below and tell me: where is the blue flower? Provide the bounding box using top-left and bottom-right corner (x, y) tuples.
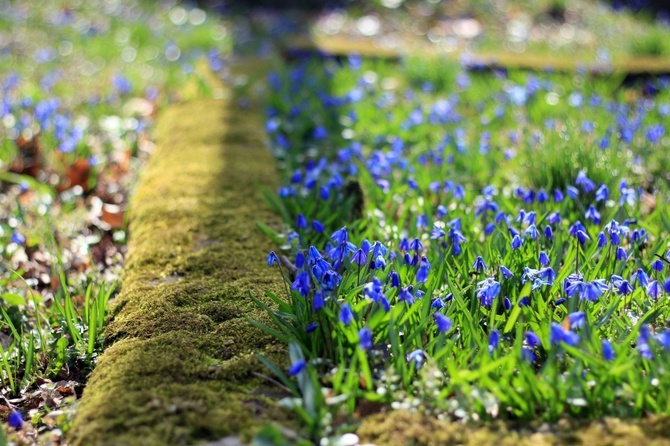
(389, 270), (400, 288)
(476, 278), (500, 307)
(296, 213), (308, 229)
(433, 313), (452, 333)
(611, 275), (634, 296)
(351, 248), (368, 266)
(406, 349), (425, 370)
(313, 290), (325, 312)
(319, 186), (330, 201)
(289, 359), (307, 376)
(10, 231), (25, 245)
(651, 259), (664, 272)
(500, 265), (514, 279)
(539, 251), (550, 266)
(409, 238), (424, 252)
(339, 303), (354, 326)
(524, 331), (541, 348)
(331, 227), (348, 245)
(291, 271), (311, 297)
(306, 323), (318, 333)
(525, 225), (539, 240)
(295, 252), (305, 269)
(308, 246), (322, 264)
(602, 339), (615, 361)
(8, 410), (22, 430)
(538, 267), (556, 284)
(511, 235), (522, 250)
(488, 329), (500, 355)
(585, 205), (601, 224)
(595, 184), (609, 202)
(472, 256), (487, 273)
(553, 189), (564, 202)
(359, 327), (373, 350)
(399, 286), (415, 306)
(597, 232), (607, 248)
(615, 247), (627, 261)
(431, 298), (445, 310)
(416, 257), (430, 284)
(567, 185), (579, 199)
(647, 280), (661, 300)
(576, 230), (590, 245)
(313, 220), (325, 233)
(568, 311), (586, 330)
(550, 322), (579, 346)
(544, 225), (553, 240)
(503, 296), (512, 310)
(655, 331), (670, 350)
(576, 170), (595, 192)
(547, 211), (561, 225)
(430, 225), (446, 239)
(633, 268), (649, 288)
(321, 270), (341, 291)
(522, 347), (536, 363)
(638, 339), (653, 360)
(266, 251), (279, 267)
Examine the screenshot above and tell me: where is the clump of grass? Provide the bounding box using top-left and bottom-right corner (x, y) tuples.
(0, 272), (114, 397)
(628, 28), (670, 57)
(522, 126), (632, 192)
(403, 55), (462, 92)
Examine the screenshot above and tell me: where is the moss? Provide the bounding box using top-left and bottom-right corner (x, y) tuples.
(357, 411), (670, 446)
(288, 35), (670, 74)
(69, 97), (292, 445)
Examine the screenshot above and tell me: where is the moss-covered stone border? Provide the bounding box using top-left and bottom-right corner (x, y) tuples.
(358, 410), (670, 445)
(288, 34), (670, 75)
(69, 96), (291, 445)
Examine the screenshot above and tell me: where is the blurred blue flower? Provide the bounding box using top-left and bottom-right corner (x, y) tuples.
(339, 303), (354, 326)
(488, 329), (500, 355)
(525, 331), (541, 348)
(10, 230), (25, 245)
(289, 359), (307, 376)
(602, 339), (615, 361)
(406, 349), (425, 370)
(550, 322), (579, 346)
(359, 327), (373, 350)
(8, 410), (22, 430)
(433, 313), (452, 333)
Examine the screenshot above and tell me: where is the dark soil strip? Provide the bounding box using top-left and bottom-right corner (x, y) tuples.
(69, 97), (290, 445)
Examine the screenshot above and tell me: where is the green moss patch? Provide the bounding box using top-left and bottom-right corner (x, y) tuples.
(69, 97), (291, 445)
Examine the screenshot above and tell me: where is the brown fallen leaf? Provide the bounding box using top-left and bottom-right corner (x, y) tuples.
(101, 203), (125, 229)
(56, 386), (74, 396)
(9, 135), (42, 177)
(58, 158), (91, 192)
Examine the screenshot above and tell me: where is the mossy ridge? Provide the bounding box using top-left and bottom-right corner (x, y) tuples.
(357, 411), (670, 445)
(69, 97), (291, 446)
